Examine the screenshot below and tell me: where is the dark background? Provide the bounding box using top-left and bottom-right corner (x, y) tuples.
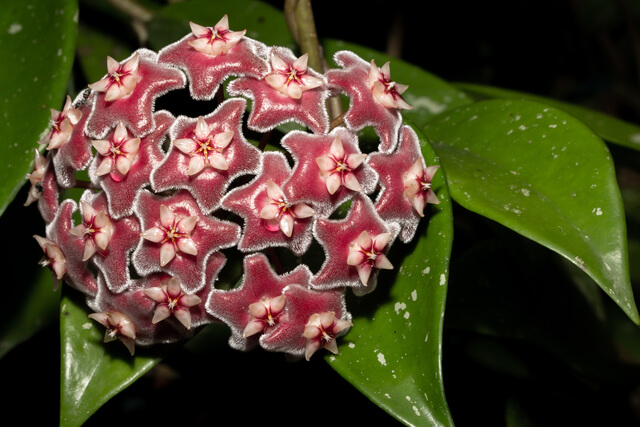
(5, 1), (640, 426)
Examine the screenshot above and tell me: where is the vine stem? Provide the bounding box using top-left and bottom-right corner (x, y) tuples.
(284, 0), (342, 119)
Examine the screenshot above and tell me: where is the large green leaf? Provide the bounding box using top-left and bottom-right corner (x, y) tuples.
(146, 0), (296, 53)
(456, 82), (640, 151)
(0, 0), (78, 217)
(424, 99), (639, 325)
(328, 125), (454, 426)
(323, 39), (474, 129)
(60, 293), (161, 427)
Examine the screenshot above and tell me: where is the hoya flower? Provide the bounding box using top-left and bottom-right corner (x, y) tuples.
(132, 190), (240, 293)
(312, 194), (399, 293)
(91, 121), (141, 182)
(368, 60), (412, 110)
(158, 19), (268, 101)
(140, 203), (198, 267)
(96, 110), (174, 219)
(85, 49), (186, 139)
(50, 93), (94, 190)
(33, 235), (66, 290)
(173, 116), (234, 175)
(88, 52), (141, 102)
(70, 201), (114, 261)
(24, 149), (50, 207)
(404, 160), (440, 215)
(187, 16), (246, 56)
(259, 179), (316, 238)
(280, 128), (378, 216)
(143, 277), (202, 330)
(206, 252), (313, 351)
(151, 99), (261, 214)
(227, 46), (329, 134)
(347, 230), (394, 286)
(369, 125), (440, 242)
(326, 51), (408, 153)
(88, 311), (137, 355)
(39, 95), (82, 150)
(221, 151), (316, 256)
(260, 284), (351, 359)
(315, 136), (368, 195)
(303, 311), (353, 360)
(265, 52), (323, 99)
(45, 200), (99, 296)
(243, 294), (287, 338)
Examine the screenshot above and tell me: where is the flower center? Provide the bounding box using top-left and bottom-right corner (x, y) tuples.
(161, 220), (189, 248)
(167, 297), (179, 311)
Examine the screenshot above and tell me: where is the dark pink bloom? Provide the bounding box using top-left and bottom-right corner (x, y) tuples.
(281, 128), (378, 216)
(50, 93), (94, 189)
(220, 151), (316, 256)
(143, 276), (202, 330)
(326, 51), (411, 153)
(39, 95), (82, 150)
(151, 99), (261, 214)
(158, 16), (269, 100)
(227, 46), (329, 134)
(25, 150), (59, 224)
(260, 284), (351, 359)
(33, 235), (66, 291)
(44, 200), (99, 296)
(205, 252), (313, 351)
(132, 189), (240, 293)
(312, 193), (399, 294)
(303, 311), (353, 360)
(368, 125), (440, 242)
(85, 49), (186, 139)
(88, 311), (137, 355)
(94, 110), (174, 219)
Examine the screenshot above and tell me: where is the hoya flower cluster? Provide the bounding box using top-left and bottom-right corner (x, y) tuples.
(27, 15), (439, 360)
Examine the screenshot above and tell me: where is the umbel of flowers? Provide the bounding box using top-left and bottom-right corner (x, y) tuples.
(27, 15), (439, 360)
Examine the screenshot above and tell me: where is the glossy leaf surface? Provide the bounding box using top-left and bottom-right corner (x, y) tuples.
(328, 124), (454, 426)
(60, 294), (161, 427)
(424, 99), (639, 324)
(0, 0), (78, 216)
(456, 82), (640, 151)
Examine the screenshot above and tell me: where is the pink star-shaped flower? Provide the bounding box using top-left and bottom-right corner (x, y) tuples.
(33, 235), (66, 291)
(227, 46), (329, 134)
(368, 125), (440, 242)
(39, 95), (82, 150)
(90, 121), (141, 182)
(303, 310), (353, 360)
(69, 199), (114, 262)
(44, 199), (99, 296)
(25, 149), (60, 224)
(88, 52), (141, 102)
(88, 310), (137, 355)
(132, 189), (240, 293)
(151, 99), (262, 214)
(312, 193), (399, 294)
(143, 276), (202, 330)
(85, 48), (186, 139)
(280, 127), (378, 216)
(326, 51), (412, 153)
(205, 252), (314, 351)
(157, 16), (269, 101)
(50, 93), (94, 189)
(220, 151), (316, 256)
(260, 284), (351, 359)
(93, 110), (174, 219)
(72, 190), (142, 294)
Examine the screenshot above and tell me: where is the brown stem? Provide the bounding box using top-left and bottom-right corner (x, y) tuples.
(329, 111), (347, 130)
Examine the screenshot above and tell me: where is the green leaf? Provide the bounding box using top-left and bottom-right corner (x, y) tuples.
(328, 124), (454, 426)
(424, 99), (639, 324)
(456, 82), (640, 151)
(60, 293), (161, 427)
(323, 39), (474, 129)
(0, 0), (78, 217)
(146, 0), (296, 53)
